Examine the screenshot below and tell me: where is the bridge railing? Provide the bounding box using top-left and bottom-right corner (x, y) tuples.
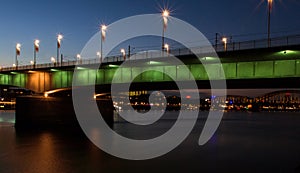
(1, 34), (300, 72)
(214, 34), (300, 52)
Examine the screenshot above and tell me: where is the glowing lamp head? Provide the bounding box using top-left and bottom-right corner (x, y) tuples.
(77, 54), (81, 59)
(34, 39), (40, 45)
(30, 61), (34, 65)
(16, 43), (21, 49)
(57, 34), (63, 40)
(51, 57), (56, 63)
(16, 43), (21, 55)
(57, 34), (63, 41)
(101, 25), (107, 32)
(222, 37), (227, 44)
(120, 48), (125, 54)
(164, 43), (169, 50)
(162, 9), (170, 17)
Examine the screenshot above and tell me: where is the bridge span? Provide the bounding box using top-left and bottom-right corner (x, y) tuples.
(0, 44), (299, 92)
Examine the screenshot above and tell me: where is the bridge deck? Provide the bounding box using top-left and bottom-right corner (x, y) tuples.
(0, 44), (299, 92)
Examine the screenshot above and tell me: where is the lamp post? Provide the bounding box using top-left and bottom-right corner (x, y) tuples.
(267, 0), (273, 47)
(164, 43), (170, 56)
(30, 61), (34, 65)
(76, 54), (81, 64)
(34, 39), (39, 69)
(97, 51), (101, 63)
(215, 33), (221, 51)
(101, 24), (107, 61)
(120, 48), (126, 61)
(162, 9), (170, 51)
(222, 37), (228, 52)
(15, 43), (21, 70)
(57, 34), (63, 66)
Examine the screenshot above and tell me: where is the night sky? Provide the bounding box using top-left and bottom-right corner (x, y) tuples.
(0, 0), (299, 66)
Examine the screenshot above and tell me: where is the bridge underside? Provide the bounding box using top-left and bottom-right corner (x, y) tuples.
(94, 77), (300, 93)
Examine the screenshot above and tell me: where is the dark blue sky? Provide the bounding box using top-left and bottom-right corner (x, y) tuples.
(0, 0), (300, 65)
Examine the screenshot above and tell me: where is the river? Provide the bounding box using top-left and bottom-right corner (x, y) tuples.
(0, 110), (300, 173)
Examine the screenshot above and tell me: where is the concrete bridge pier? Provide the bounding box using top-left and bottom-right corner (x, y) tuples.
(15, 95), (114, 130)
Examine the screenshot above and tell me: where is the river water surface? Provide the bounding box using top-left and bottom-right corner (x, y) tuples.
(0, 110), (300, 173)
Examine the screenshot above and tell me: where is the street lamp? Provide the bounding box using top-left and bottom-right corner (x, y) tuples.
(162, 9), (170, 51)
(57, 34), (63, 66)
(120, 48), (126, 60)
(101, 24), (107, 61)
(51, 57), (56, 63)
(222, 37), (228, 51)
(215, 33), (222, 50)
(76, 54), (81, 64)
(97, 51), (101, 63)
(267, 0), (273, 47)
(164, 43), (170, 56)
(34, 39), (40, 69)
(15, 43), (21, 70)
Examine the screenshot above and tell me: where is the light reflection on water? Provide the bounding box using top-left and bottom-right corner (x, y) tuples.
(0, 111), (300, 173)
(0, 110), (15, 124)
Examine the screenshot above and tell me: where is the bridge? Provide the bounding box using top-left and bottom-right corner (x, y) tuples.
(8, 35), (300, 128)
(1, 35), (300, 93)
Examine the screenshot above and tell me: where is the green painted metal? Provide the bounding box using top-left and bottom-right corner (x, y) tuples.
(237, 62), (254, 78)
(222, 63), (236, 79)
(274, 60), (295, 77)
(255, 61), (273, 77)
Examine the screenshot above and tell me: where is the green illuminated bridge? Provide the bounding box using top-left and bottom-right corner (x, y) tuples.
(1, 36), (300, 93)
